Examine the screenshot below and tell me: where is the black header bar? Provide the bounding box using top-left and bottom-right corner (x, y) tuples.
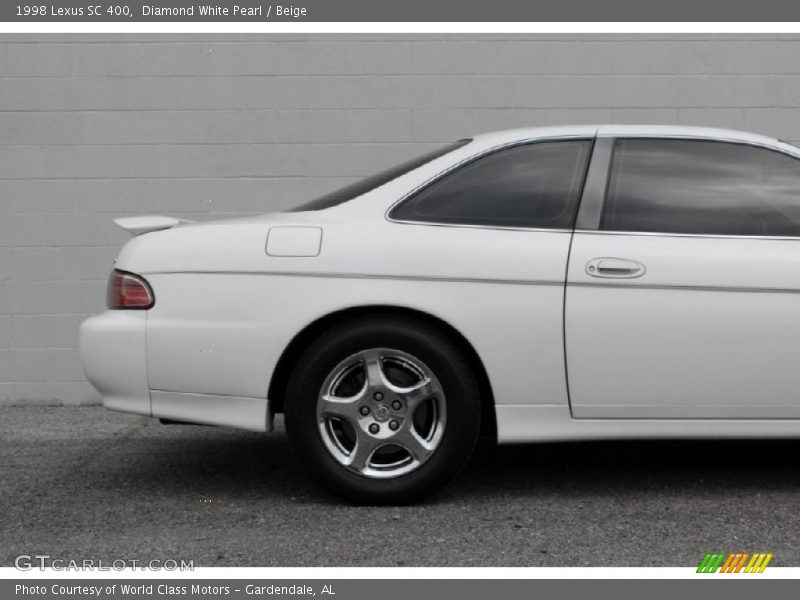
(4, 0), (800, 22)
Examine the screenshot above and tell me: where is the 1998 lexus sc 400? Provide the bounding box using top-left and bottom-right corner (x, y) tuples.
(80, 125), (800, 502)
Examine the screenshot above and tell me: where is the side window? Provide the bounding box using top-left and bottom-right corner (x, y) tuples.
(603, 139), (800, 237)
(390, 140), (592, 229)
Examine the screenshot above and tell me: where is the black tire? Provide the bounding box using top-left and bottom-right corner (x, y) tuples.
(284, 314), (482, 505)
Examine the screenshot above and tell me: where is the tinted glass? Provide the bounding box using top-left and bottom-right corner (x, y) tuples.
(291, 139), (471, 212)
(391, 140), (592, 229)
(603, 139), (800, 236)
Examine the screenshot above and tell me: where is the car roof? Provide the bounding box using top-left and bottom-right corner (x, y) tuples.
(467, 124), (795, 154)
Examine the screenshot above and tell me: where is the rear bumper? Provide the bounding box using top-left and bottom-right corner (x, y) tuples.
(80, 310), (272, 431)
(79, 311), (150, 416)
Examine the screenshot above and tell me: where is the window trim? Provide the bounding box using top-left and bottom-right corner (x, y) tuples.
(581, 135), (800, 239)
(385, 135), (596, 233)
(573, 228), (800, 241)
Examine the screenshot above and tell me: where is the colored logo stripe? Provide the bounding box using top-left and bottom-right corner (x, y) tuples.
(722, 553), (748, 573)
(719, 553), (736, 572)
(697, 553), (726, 573)
(745, 553), (773, 573)
(697, 552), (773, 573)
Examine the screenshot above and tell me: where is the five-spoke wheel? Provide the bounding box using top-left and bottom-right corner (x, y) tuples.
(285, 315), (482, 504)
(317, 348), (446, 479)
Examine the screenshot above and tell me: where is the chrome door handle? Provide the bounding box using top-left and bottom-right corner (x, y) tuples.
(586, 257), (646, 279)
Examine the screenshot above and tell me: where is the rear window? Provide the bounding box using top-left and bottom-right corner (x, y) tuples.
(290, 139), (471, 212)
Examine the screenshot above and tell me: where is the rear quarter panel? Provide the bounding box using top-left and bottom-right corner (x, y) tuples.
(136, 218), (571, 410)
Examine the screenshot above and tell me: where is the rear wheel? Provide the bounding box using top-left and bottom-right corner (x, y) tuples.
(285, 315), (482, 504)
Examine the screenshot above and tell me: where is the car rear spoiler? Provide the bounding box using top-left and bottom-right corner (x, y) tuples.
(113, 215), (195, 236)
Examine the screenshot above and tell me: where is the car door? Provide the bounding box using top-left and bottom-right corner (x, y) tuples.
(566, 134), (800, 419)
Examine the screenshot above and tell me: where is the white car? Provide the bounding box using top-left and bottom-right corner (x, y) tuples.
(80, 124), (800, 503)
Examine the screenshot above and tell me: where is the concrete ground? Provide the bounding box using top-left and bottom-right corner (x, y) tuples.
(2, 406), (800, 567)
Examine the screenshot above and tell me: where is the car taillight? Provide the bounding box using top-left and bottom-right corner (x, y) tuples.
(106, 269), (155, 310)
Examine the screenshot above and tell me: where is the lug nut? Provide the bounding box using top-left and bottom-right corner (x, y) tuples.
(389, 420), (399, 431)
(391, 400), (402, 410)
(369, 423), (380, 434)
(359, 406), (370, 416)
(373, 392), (384, 401)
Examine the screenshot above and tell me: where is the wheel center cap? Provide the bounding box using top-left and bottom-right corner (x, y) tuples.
(374, 405), (390, 422)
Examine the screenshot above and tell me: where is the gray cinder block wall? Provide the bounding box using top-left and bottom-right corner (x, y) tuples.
(2, 33), (800, 405)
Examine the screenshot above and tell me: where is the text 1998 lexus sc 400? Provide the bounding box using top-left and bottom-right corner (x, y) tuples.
(81, 125), (800, 503)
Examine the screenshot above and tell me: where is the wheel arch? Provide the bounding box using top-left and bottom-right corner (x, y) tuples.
(268, 305), (497, 440)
